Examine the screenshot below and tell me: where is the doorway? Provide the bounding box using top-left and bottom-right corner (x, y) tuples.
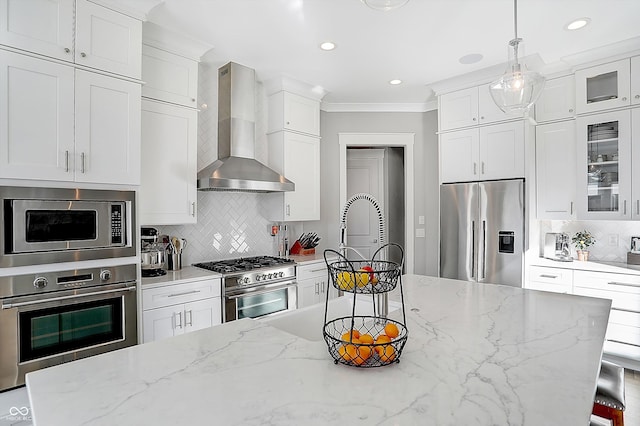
(338, 133), (415, 273)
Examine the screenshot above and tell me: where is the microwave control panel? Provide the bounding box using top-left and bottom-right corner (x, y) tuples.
(111, 204), (123, 245)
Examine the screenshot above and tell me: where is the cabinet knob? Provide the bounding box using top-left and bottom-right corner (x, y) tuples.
(569, 109), (574, 113)
(286, 121), (290, 125)
(64, 47), (70, 53)
(622, 97), (627, 101)
(472, 117), (477, 121)
(80, 52), (87, 58)
(635, 95), (640, 99)
(480, 116), (485, 120)
(191, 98), (195, 102)
(33, 276), (48, 289)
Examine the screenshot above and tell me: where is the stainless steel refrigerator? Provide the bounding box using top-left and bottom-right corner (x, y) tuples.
(440, 179), (524, 287)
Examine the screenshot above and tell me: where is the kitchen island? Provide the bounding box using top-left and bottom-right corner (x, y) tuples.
(26, 274), (610, 425)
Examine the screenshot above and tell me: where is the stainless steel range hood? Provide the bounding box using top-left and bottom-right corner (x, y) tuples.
(197, 62), (295, 192)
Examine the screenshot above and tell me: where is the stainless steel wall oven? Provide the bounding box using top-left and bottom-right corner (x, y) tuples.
(0, 186), (135, 268)
(0, 264), (137, 391)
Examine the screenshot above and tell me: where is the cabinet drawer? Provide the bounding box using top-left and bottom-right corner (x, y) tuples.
(297, 262), (328, 281)
(606, 322), (640, 347)
(572, 286), (640, 312)
(143, 278), (221, 310)
(574, 270), (640, 292)
(529, 266), (572, 285)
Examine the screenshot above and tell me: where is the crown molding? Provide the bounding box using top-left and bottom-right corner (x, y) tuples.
(263, 76), (327, 101)
(87, 0), (157, 20)
(561, 36), (640, 70)
(321, 100), (437, 113)
(142, 22), (214, 61)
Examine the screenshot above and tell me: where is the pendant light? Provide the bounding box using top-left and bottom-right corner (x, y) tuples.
(360, 0), (409, 12)
(489, 0), (545, 115)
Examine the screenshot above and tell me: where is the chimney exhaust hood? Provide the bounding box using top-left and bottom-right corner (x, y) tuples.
(197, 62), (295, 192)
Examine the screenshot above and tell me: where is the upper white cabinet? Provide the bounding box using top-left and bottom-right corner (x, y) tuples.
(0, 50), (140, 184)
(631, 108), (640, 218)
(141, 44), (198, 107)
(140, 100), (197, 225)
(0, 0), (141, 79)
(535, 121), (576, 219)
(439, 121), (524, 183)
(534, 75), (576, 122)
(576, 110), (632, 220)
(268, 91), (320, 135)
(266, 131), (321, 221)
(632, 55), (640, 106)
(439, 84), (522, 131)
(0, 0), (74, 61)
(575, 59), (631, 114)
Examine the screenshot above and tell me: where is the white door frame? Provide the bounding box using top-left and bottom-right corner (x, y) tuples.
(338, 133), (415, 274)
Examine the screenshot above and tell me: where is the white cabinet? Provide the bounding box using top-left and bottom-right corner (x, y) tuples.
(535, 121), (576, 219)
(576, 110), (632, 220)
(268, 91), (320, 135)
(527, 266), (573, 293)
(142, 277), (222, 343)
(139, 100), (197, 225)
(266, 131), (321, 221)
(75, 70), (141, 184)
(632, 109), (640, 217)
(439, 121), (524, 183)
(0, 0), (141, 79)
(439, 85), (522, 131)
(297, 260), (338, 308)
(632, 55), (640, 106)
(575, 59), (631, 114)
(141, 44), (198, 107)
(534, 75), (576, 122)
(0, 0), (74, 61)
(0, 50), (140, 184)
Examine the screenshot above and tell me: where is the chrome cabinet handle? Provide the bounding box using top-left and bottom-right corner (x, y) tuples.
(167, 290), (201, 298)
(636, 200), (639, 216)
(80, 52), (87, 58)
(64, 47), (70, 53)
(608, 281), (640, 288)
(322, 281), (326, 294)
(570, 201), (574, 215)
(1, 286), (136, 309)
(315, 282), (319, 295)
(191, 202), (196, 216)
(81, 152), (86, 173)
(624, 200), (627, 215)
(286, 204), (290, 216)
(471, 220), (476, 279)
(481, 220), (486, 279)
(65, 150), (69, 172)
(540, 274), (558, 279)
(481, 162), (485, 174)
(473, 162), (477, 175)
(186, 310), (193, 327)
(175, 311), (183, 329)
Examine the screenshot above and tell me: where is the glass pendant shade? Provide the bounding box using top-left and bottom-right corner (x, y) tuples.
(360, 0), (409, 11)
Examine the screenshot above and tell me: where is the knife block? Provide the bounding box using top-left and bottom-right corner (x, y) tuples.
(289, 240), (315, 255)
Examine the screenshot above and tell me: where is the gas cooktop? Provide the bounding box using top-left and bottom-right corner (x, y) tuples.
(193, 256), (294, 274)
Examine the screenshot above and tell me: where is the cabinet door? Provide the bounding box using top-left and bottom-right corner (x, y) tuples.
(527, 266), (572, 293)
(140, 100), (197, 225)
(297, 278), (321, 309)
(576, 110), (632, 220)
(575, 59), (631, 114)
(477, 83), (522, 124)
(0, 50), (74, 181)
(184, 297), (221, 332)
(143, 304), (183, 343)
(534, 75), (576, 122)
(478, 121), (524, 180)
(75, 70), (141, 185)
(0, 0), (74, 61)
(141, 44), (198, 107)
(439, 128), (479, 183)
(439, 87), (478, 131)
(632, 108), (640, 218)
(535, 121), (576, 219)
(632, 55), (640, 106)
(283, 132), (320, 221)
(268, 91), (319, 135)
(74, 0), (142, 79)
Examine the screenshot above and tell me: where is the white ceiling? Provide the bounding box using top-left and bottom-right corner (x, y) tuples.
(124, 0), (640, 106)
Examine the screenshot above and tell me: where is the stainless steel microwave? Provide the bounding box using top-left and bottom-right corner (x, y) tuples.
(0, 186), (136, 267)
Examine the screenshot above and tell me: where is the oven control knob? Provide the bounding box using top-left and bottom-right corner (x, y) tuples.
(278, 272), (284, 278)
(100, 269), (112, 281)
(33, 276), (48, 289)
(268, 273), (273, 279)
(244, 277), (251, 284)
(255, 275), (260, 282)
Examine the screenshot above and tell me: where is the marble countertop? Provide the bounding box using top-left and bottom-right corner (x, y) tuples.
(532, 256), (640, 275)
(141, 266), (221, 289)
(289, 252), (337, 265)
(26, 275), (611, 425)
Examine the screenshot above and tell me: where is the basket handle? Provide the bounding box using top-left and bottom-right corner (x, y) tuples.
(371, 243), (405, 268)
(323, 248), (359, 274)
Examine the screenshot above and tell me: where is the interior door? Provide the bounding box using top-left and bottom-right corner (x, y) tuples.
(346, 148), (384, 261)
(439, 182), (478, 282)
(478, 179), (524, 287)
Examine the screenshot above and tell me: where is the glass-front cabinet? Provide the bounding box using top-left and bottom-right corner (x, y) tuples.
(575, 59), (631, 114)
(576, 110), (632, 220)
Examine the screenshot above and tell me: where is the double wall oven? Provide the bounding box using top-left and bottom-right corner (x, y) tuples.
(194, 256), (297, 322)
(0, 186), (137, 391)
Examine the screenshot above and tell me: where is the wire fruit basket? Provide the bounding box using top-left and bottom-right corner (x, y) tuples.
(323, 243), (407, 368)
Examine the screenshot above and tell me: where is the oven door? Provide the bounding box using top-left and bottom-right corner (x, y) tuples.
(224, 281), (297, 322)
(0, 283), (137, 391)
(10, 199), (123, 253)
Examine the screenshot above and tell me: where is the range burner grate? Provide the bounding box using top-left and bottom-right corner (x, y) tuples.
(194, 256), (294, 274)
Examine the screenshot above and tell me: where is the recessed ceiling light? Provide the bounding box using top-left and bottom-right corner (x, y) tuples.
(459, 53), (483, 65)
(389, 79), (402, 85)
(319, 42), (336, 51)
(566, 17), (591, 30)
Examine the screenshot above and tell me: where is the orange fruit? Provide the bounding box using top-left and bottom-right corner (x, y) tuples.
(338, 344), (358, 362)
(384, 323), (400, 338)
(358, 345), (373, 360)
(379, 345), (396, 362)
(374, 335), (391, 356)
(359, 334), (374, 344)
(341, 329), (360, 342)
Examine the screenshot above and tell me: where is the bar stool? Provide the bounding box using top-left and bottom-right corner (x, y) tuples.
(592, 360), (625, 426)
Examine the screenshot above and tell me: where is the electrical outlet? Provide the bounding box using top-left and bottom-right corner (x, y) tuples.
(608, 234), (619, 246)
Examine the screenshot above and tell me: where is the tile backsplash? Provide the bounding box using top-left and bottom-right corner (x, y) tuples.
(539, 220), (640, 262)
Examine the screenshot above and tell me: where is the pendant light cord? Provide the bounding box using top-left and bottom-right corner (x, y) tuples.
(513, 0), (518, 39)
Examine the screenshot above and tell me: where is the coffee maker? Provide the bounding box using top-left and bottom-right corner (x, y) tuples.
(543, 232), (572, 262)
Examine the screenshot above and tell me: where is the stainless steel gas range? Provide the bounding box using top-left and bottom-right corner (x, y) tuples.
(194, 256), (297, 322)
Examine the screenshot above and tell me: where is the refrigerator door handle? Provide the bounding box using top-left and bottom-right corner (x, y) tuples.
(471, 220), (476, 278)
(481, 220), (487, 279)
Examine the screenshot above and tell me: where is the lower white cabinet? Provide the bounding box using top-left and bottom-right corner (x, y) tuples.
(139, 99), (197, 225)
(527, 266), (573, 293)
(297, 260), (338, 308)
(142, 277), (222, 343)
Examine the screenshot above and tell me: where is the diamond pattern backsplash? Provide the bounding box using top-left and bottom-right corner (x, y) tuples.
(157, 192), (277, 264)
(540, 220), (640, 262)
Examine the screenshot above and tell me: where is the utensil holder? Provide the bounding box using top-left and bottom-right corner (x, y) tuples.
(167, 253), (182, 271)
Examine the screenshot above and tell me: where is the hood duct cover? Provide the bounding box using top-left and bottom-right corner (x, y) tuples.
(197, 62), (295, 192)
